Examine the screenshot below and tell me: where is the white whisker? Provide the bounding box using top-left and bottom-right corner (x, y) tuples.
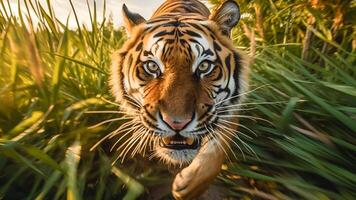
(110, 125), (141, 152)
(216, 107), (257, 113)
(109, 119), (140, 139)
(85, 110), (139, 115)
(144, 131), (155, 156)
(90, 126), (121, 151)
(215, 123), (257, 158)
(204, 124), (231, 162)
(139, 132), (150, 157)
(217, 100), (288, 110)
(124, 94), (142, 108)
(214, 122), (243, 142)
(216, 126), (245, 160)
(90, 120), (138, 152)
(89, 116), (135, 129)
(118, 127), (146, 162)
(100, 97), (121, 107)
(219, 119), (257, 137)
(218, 114), (273, 125)
(132, 129), (150, 157)
(214, 129), (239, 161)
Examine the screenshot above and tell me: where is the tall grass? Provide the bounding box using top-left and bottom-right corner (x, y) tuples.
(0, 0), (355, 199)
(222, 45), (356, 199)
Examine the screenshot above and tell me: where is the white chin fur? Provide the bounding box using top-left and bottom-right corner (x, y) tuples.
(154, 145), (198, 166)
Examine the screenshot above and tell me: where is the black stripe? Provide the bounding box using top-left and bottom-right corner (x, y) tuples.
(143, 106), (157, 123)
(232, 52), (242, 102)
(202, 49), (214, 56)
(225, 54), (231, 70)
(213, 41), (222, 51)
(143, 50), (153, 56)
(184, 30), (202, 38)
(135, 42), (143, 51)
(147, 18), (169, 24)
(136, 68), (146, 82)
(153, 30), (169, 38)
(187, 22), (205, 33)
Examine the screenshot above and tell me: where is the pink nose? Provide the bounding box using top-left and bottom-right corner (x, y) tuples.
(162, 114), (192, 131)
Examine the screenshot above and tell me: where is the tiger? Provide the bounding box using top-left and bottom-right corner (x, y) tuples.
(110, 0), (250, 199)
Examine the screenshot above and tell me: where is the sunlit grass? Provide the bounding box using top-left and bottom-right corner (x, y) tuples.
(0, 0), (355, 199)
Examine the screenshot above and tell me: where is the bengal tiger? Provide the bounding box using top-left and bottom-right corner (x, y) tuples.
(110, 0), (250, 199)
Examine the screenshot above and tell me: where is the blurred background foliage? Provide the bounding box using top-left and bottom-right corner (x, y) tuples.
(0, 0), (355, 199)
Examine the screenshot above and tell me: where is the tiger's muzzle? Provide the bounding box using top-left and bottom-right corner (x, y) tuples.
(158, 111), (202, 150)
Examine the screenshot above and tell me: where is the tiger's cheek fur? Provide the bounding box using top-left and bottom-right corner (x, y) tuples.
(110, 25), (146, 104)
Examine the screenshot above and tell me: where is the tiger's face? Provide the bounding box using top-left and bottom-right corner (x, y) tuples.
(111, 0), (249, 165)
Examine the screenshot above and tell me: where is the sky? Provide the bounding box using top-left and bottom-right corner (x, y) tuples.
(4, 0), (211, 30)
(5, 0), (166, 29)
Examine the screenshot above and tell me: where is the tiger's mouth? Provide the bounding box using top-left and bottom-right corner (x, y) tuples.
(160, 134), (200, 150)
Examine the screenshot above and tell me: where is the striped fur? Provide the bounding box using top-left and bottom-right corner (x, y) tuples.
(111, 0), (249, 166)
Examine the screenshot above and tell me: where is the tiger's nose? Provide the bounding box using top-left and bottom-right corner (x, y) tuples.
(161, 113), (192, 131)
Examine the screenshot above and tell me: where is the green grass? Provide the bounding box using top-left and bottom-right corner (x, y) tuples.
(0, 0), (355, 199)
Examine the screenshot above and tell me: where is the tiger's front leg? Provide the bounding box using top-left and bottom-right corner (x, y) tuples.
(172, 139), (225, 200)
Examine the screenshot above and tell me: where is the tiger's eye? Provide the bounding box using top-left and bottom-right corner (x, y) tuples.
(197, 61), (214, 76)
(143, 61), (161, 77)
(147, 61), (159, 72)
(198, 61), (210, 72)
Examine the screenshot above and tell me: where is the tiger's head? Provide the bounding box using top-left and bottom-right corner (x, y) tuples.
(111, 0), (249, 165)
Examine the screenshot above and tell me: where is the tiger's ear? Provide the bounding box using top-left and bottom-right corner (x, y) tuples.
(210, 0), (240, 36)
(122, 4), (146, 34)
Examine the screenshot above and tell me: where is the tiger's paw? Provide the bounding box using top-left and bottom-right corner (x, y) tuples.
(172, 163), (204, 200)
(171, 147), (224, 199)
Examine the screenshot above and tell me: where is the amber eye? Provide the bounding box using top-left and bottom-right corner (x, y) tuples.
(197, 60), (214, 76)
(143, 61), (161, 77)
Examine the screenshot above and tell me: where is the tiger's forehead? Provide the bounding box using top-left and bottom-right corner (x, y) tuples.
(143, 17), (213, 46)
(137, 18), (219, 70)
